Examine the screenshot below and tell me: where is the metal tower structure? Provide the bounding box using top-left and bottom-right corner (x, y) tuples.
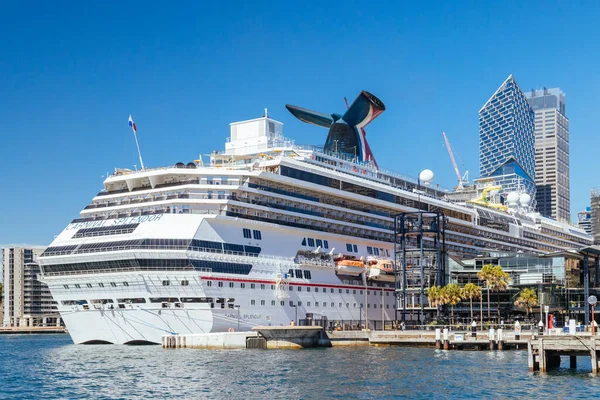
(393, 211), (447, 325)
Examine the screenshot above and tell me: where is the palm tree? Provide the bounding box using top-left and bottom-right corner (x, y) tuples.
(514, 287), (537, 319)
(444, 284), (462, 326)
(462, 283), (482, 322)
(427, 285), (443, 320)
(477, 264), (495, 321)
(490, 265), (510, 323)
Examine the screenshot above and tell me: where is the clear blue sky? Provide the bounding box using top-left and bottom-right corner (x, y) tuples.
(1, 1), (599, 245)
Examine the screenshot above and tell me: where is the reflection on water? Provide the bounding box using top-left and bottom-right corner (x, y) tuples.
(1, 335), (599, 399)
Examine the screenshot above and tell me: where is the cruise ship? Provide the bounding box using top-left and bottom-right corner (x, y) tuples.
(38, 91), (592, 344)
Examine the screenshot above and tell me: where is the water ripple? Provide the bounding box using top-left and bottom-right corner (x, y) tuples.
(0, 335), (599, 399)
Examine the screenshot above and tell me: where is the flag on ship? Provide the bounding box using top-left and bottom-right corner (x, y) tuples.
(128, 115), (137, 134)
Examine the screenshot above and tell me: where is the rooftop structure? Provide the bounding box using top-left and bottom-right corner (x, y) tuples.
(479, 75), (536, 201)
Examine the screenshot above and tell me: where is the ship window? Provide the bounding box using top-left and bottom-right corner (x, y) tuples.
(181, 297), (212, 303)
(123, 282), (129, 287)
(386, 304), (390, 309)
(353, 290), (357, 294)
(162, 280), (170, 286)
(323, 240), (329, 249)
(367, 291), (370, 295)
(289, 286), (293, 291)
(308, 238), (315, 247)
(207, 281), (212, 287)
(360, 290), (363, 295)
(117, 298), (146, 304)
(63, 284), (69, 289)
(98, 283), (104, 288)
(251, 283), (255, 289)
(346, 289), (350, 294)
(297, 287), (302, 292)
(118, 304), (125, 309)
(314, 287), (318, 293)
(243, 228), (251, 239)
(150, 297), (180, 303)
(295, 269), (303, 279)
(61, 300), (87, 306)
(251, 300), (255, 305)
(261, 284), (265, 289)
(271, 285), (275, 290)
(182, 280), (189, 286)
(241, 283), (245, 288)
(288, 269), (294, 278)
(315, 302), (319, 307)
(229, 282), (234, 288)
(289, 301), (294, 306)
(75, 284), (81, 289)
(271, 300), (276, 306)
(304, 271), (312, 279)
(330, 288), (334, 293)
(252, 230), (262, 240)
(301, 238), (307, 246)
(307, 302), (311, 307)
(338, 303), (342, 307)
(386, 249), (390, 257)
(261, 300), (265, 305)
(110, 282), (116, 287)
(353, 245), (358, 253)
(306, 287), (311, 292)
(218, 282), (223, 287)
(367, 246), (373, 255)
(316, 239), (322, 247)
(86, 283), (92, 288)
(374, 248), (379, 256)
(346, 303), (349, 308)
(298, 301), (302, 306)
(280, 301), (285, 306)
(368, 304), (371, 308)
(339, 289), (342, 293)
(386, 292), (389, 296)
(346, 244), (352, 252)
(91, 299), (114, 304)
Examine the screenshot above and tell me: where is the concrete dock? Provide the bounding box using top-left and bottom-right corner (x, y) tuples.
(0, 326), (67, 335)
(528, 336), (600, 374)
(162, 327), (535, 350)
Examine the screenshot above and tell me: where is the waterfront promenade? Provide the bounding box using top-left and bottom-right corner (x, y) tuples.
(0, 326), (67, 335)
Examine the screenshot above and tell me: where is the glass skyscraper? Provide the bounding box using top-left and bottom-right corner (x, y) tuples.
(525, 88), (570, 221)
(479, 75), (536, 201)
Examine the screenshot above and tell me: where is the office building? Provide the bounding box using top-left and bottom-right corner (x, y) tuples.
(479, 75), (536, 202)
(578, 207), (592, 236)
(2, 245), (57, 327)
(525, 88), (570, 221)
(592, 188), (600, 245)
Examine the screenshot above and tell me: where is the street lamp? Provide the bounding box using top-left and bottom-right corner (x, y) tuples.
(235, 305), (241, 330)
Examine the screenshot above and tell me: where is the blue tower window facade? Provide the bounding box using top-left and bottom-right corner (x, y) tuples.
(479, 75), (535, 199)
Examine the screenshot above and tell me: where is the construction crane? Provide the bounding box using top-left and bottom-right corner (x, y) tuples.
(442, 132), (469, 190)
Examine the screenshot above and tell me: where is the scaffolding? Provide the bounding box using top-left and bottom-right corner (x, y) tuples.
(393, 211), (447, 324)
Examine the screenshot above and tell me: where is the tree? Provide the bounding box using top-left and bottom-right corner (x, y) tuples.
(477, 264), (495, 321)
(462, 283), (482, 322)
(444, 284), (462, 326)
(489, 266), (510, 322)
(427, 285), (444, 320)
(514, 287), (538, 319)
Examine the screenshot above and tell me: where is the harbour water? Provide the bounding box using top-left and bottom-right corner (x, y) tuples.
(1, 335), (599, 399)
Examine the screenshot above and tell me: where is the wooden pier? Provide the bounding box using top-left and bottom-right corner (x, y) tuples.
(528, 336), (600, 374)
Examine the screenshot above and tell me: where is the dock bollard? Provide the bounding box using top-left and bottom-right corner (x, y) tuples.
(489, 328), (496, 350)
(443, 328), (449, 350)
(497, 328), (503, 350)
(471, 321), (477, 338)
(435, 328), (441, 349)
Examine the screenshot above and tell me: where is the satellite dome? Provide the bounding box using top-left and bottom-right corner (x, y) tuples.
(507, 192), (520, 206)
(519, 193), (531, 207)
(419, 169), (434, 186)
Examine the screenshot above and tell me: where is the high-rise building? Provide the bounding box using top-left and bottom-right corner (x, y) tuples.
(592, 188), (600, 245)
(525, 88), (570, 221)
(578, 207), (592, 235)
(2, 245), (58, 327)
(479, 75), (536, 201)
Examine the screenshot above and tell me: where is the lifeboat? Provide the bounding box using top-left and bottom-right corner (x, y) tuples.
(335, 257), (365, 276)
(367, 259), (395, 282)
